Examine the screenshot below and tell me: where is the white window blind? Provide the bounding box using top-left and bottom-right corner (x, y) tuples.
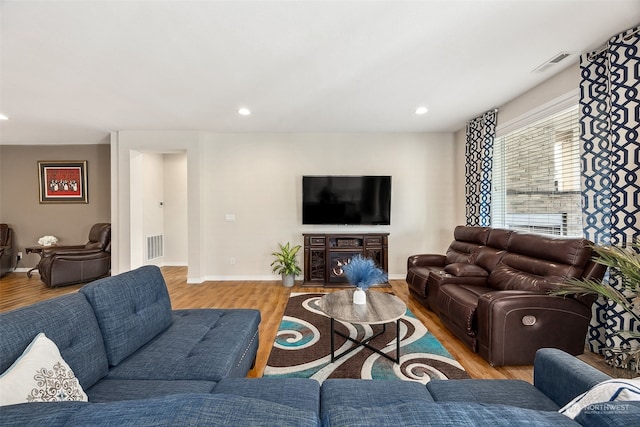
(491, 105), (582, 236)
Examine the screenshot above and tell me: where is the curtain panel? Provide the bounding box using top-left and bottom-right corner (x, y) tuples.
(465, 110), (497, 226)
(580, 25), (640, 362)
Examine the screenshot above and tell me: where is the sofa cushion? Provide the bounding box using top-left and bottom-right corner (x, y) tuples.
(0, 333), (87, 406)
(488, 256), (566, 292)
(106, 308), (260, 382)
(213, 377), (320, 414)
(506, 232), (592, 271)
(427, 379), (560, 411)
(0, 401), (88, 427)
(445, 241), (483, 264)
(453, 225), (491, 245)
(321, 379), (434, 419)
(0, 293), (108, 390)
(80, 265), (173, 366)
(86, 379), (217, 403)
(474, 246), (506, 271)
(486, 228), (513, 250)
(66, 394), (320, 427)
(322, 401), (580, 427)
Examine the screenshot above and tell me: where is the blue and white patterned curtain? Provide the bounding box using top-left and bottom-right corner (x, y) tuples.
(580, 25), (640, 362)
(465, 110), (497, 226)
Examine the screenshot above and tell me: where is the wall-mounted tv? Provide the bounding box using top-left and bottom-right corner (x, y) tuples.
(302, 175), (391, 225)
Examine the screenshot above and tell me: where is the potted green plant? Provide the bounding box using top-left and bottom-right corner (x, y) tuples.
(552, 242), (640, 372)
(270, 242), (302, 287)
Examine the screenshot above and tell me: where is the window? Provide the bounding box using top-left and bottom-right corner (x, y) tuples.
(491, 104), (582, 236)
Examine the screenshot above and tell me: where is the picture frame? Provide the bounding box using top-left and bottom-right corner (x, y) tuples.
(38, 161), (88, 203)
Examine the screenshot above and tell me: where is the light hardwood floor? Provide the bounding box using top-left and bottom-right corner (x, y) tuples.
(0, 266), (614, 383)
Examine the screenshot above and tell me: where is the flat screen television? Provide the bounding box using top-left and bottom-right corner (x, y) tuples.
(302, 175), (391, 225)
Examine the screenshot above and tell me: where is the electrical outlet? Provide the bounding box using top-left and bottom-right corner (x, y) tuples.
(17, 252), (22, 261)
(230, 257), (236, 265)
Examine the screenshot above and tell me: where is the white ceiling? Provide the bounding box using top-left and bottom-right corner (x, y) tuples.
(1, 0), (639, 145)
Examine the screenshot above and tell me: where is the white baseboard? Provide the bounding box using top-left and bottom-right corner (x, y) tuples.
(11, 266), (405, 284)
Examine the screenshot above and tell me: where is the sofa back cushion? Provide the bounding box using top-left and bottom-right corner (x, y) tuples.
(486, 228), (513, 250)
(0, 293), (109, 389)
(488, 233), (595, 292)
(488, 257), (562, 292)
(507, 232), (593, 272)
(80, 265), (173, 366)
(474, 247), (505, 272)
(446, 226), (491, 264)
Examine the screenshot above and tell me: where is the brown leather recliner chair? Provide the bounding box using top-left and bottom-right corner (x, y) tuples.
(0, 224), (15, 278)
(38, 223), (111, 288)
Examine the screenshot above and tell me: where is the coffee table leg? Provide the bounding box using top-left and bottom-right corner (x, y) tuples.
(330, 317), (336, 362)
(329, 321), (401, 365)
(395, 319), (401, 364)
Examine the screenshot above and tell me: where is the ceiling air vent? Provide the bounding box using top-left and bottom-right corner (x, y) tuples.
(532, 51), (576, 73)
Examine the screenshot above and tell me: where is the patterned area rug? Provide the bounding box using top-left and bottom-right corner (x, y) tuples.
(263, 292), (469, 383)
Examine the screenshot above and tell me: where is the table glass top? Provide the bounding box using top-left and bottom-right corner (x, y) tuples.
(317, 289), (406, 325)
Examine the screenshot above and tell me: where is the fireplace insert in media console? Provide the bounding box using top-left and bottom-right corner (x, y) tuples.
(329, 252), (361, 282)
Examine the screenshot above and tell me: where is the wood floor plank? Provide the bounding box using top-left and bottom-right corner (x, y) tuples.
(0, 267), (616, 382)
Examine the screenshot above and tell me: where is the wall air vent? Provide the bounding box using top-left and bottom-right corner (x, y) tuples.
(146, 234), (164, 260)
(532, 51), (577, 73)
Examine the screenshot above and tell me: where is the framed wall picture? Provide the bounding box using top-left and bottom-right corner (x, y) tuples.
(38, 161), (88, 203)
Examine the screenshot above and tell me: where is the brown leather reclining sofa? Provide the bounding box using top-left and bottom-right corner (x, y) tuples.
(406, 226), (606, 366)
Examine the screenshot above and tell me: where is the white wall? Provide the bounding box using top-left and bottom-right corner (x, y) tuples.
(111, 66), (581, 283)
(497, 64), (579, 130)
(163, 152), (188, 265)
(131, 151), (188, 267)
(112, 131), (459, 282)
(452, 63), (580, 227)
(111, 130), (204, 281)
(142, 152), (164, 266)
(202, 133), (457, 280)
(453, 128), (467, 226)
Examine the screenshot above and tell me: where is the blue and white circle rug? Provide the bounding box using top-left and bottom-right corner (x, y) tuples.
(263, 293), (469, 383)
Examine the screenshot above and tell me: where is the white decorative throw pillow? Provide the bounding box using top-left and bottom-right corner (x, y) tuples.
(559, 377), (640, 419)
(0, 333), (88, 406)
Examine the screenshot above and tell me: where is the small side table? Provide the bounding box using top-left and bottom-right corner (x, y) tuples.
(25, 246), (46, 278)
(317, 289), (406, 364)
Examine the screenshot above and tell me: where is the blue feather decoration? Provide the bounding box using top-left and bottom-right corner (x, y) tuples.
(342, 254), (388, 290)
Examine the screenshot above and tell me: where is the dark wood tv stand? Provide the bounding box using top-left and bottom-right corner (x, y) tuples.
(302, 233), (389, 287)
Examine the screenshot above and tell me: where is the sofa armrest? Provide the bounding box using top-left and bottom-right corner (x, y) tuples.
(50, 251), (111, 262)
(407, 254), (446, 269)
(533, 348), (611, 408)
(41, 245), (87, 257)
(476, 291), (593, 366)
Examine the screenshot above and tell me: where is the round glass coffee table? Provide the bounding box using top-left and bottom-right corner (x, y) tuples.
(317, 289), (406, 364)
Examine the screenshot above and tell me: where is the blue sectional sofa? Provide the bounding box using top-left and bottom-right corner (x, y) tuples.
(1, 265), (638, 425)
(0, 265), (263, 401)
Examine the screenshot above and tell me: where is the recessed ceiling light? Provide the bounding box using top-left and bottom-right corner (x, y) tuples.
(238, 107), (251, 116)
(0, 113), (8, 120)
(414, 106), (428, 115)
